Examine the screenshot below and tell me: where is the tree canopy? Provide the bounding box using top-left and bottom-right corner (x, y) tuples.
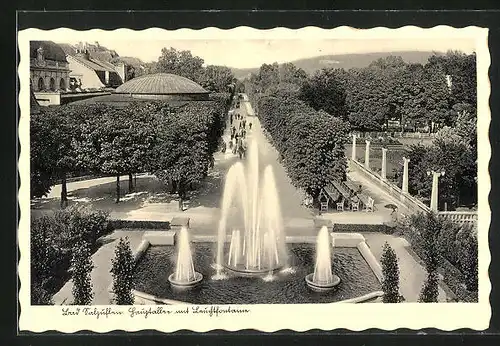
(258, 93), (349, 199)
(31, 92), (231, 204)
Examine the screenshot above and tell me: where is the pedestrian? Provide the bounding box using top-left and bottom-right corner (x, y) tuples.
(249, 122), (252, 130)
(238, 142), (245, 159)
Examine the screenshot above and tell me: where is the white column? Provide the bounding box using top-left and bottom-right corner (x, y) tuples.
(381, 148), (388, 180)
(351, 134), (357, 161)
(364, 140), (371, 169)
(402, 157), (410, 194)
(428, 170), (445, 212)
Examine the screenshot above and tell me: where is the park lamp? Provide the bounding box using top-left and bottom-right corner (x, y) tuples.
(427, 170), (445, 177)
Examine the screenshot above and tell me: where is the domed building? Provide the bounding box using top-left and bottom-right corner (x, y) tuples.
(70, 72), (210, 106)
(114, 73), (210, 101)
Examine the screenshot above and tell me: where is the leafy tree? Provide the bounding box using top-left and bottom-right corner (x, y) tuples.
(343, 67), (389, 131)
(258, 62), (280, 90)
(279, 62), (308, 86)
(199, 65), (235, 92)
(156, 47), (205, 82)
(299, 68), (348, 120)
(110, 237), (135, 305)
(381, 242), (404, 303)
(71, 241), (94, 305)
(428, 51), (477, 112)
(151, 100), (226, 198)
(30, 106), (77, 207)
(73, 104), (158, 203)
(30, 107), (57, 198)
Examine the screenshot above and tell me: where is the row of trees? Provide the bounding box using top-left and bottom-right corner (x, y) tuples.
(144, 47), (235, 93)
(244, 51), (476, 132)
(257, 92), (350, 200)
(31, 93), (231, 204)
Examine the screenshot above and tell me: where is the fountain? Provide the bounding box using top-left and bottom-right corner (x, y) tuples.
(133, 116), (385, 304)
(215, 139), (287, 277)
(168, 226), (203, 289)
(305, 226), (341, 292)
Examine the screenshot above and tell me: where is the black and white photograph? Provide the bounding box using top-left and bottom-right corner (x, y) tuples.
(18, 25), (490, 332)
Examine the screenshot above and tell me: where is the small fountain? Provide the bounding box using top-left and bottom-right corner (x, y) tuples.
(305, 226), (341, 292)
(168, 227), (203, 289)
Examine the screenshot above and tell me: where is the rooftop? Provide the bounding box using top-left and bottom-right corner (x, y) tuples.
(30, 41), (68, 63)
(114, 73), (209, 95)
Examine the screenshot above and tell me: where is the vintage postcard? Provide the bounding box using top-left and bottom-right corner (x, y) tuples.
(18, 26), (490, 333)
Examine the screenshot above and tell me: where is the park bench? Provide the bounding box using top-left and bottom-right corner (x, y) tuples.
(331, 179), (351, 201)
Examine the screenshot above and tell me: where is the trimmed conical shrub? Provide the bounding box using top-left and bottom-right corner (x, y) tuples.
(110, 237), (135, 305)
(381, 242), (404, 303)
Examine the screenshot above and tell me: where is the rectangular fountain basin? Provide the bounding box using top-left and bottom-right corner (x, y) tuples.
(130, 232), (384, 305)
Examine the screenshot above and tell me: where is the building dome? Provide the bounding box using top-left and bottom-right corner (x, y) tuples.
(114, 73), (209, 101)
(30, 41), (68, 62)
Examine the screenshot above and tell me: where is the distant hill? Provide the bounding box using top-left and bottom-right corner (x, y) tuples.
(231, 51), (443, 80)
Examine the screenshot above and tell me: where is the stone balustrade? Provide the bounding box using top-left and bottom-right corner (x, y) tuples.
(437, 211), (478, 225)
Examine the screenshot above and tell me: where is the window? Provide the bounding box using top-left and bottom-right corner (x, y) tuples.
(60, 78), (66, 90)
(49, 78), (56, 91)
(37, 77), (45, 91)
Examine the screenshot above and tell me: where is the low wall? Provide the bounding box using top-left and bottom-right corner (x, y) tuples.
(349, 159), (430, 216)
(34, 91), (61, 106)
(109, 219), (171, 230)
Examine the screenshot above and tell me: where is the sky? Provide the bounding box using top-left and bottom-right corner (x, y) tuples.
(69, 38), (476, 69)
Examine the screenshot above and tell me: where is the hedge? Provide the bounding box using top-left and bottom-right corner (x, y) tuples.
(332, 223), (392, 233)
(109, 219), (171, 230)
(395, 212), (478, 302)
(30, 205), (111, 305)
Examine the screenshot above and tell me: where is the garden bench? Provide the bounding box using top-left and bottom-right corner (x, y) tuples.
(331, 179), (351, 201)
(364, 196), (375, 212)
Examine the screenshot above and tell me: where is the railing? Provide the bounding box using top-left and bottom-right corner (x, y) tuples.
(437, 211), (478, 225)
(349, 158), (478, 225)
(349, 159), (430, 215)
(354, 131), (436, 139)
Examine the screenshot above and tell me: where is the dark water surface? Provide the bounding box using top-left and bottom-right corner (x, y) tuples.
(133, 243), (381, 304)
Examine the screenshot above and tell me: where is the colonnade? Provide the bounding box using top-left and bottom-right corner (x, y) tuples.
(351, 134), (443, 212)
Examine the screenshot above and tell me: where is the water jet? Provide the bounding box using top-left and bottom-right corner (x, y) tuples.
(305, 226), (341, 292)
(168, 227), (203, 289)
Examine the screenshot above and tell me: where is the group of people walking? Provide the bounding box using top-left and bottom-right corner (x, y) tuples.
(225, 109), (252, 160)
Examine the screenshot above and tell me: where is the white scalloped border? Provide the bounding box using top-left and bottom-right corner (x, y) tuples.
(18, 26), (491, 333)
